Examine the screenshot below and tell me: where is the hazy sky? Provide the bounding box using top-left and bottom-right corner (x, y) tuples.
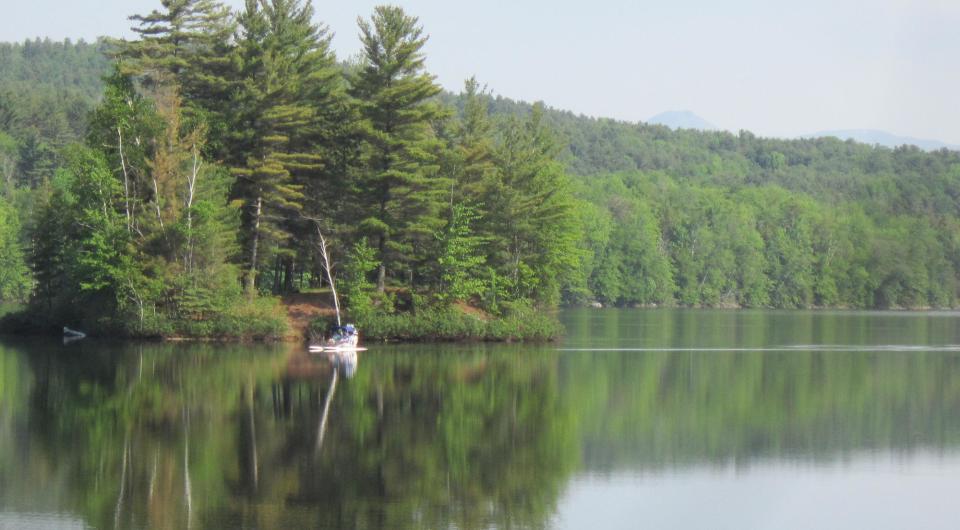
(4, 0), (959, 144)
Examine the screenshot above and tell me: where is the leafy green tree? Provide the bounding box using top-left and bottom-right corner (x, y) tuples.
(0, 196), (31, 301)
(724, 199), (768, 307)
(86, 67), (163, 236)
(663, 187), (736, 306)
(339, 238), (379, 321)
(0, 132), (17, 195)
(40, 146), (150, 325)
(587, 176), (672, 306)
(27, 67), (247, 333)
(743, 188), (816, 308)
(432, 203), (486, 304)
(567, 196), (612, 305)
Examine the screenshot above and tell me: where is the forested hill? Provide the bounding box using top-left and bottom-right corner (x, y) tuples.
(1, 29), (959, 319)
(6, 38), (957, 217)
(0, 38), (108, 98)
(8, 38), (956, 206)
(444, 92), (960, 210)
(0, 39), (111, 189)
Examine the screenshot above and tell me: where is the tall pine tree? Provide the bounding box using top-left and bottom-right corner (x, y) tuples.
(119, 0), (236, 153)
(230, 0), (345, 294)
(486, 103), (582, 306)
(351, 5), (449, 292)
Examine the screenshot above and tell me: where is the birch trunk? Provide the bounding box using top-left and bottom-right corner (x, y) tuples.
(246, 194), (263, 295)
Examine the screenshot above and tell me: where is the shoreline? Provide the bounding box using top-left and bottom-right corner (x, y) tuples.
(4, 305), (957, 344)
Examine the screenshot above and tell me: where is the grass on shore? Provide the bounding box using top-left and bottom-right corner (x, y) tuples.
(309, 304), (563, 343)
(0, 296), (289, 341)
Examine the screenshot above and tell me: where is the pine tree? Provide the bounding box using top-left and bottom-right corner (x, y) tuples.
(119, 0), (236, 151)
(230, 0), (345, 294)
(122, 0), (234, 95)
(450, 77), (496, 202)
(16, 134), (57, 188)
(486, 103), (582, 306)
(351, 5), (449, 292)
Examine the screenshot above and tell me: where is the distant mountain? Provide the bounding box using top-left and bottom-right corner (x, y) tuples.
(807, 129), (959, 152)
(647, 110), (717, 131)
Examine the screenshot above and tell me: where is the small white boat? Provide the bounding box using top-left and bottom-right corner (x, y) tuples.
(309, 345), (367, 352)
(309, 324), (361, 352)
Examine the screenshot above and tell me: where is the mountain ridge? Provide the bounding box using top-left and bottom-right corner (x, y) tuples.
(805, 129), (959, 152)
(647, 110), (717, 131)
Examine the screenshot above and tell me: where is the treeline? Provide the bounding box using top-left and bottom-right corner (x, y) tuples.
(576, 171), (959, 308)
(465, 93), (960, 308)
(0, 3), (959, 331)
(0, 39), (109, 191)
(0, 1), (581, 337)
(0, 40), (111, 309)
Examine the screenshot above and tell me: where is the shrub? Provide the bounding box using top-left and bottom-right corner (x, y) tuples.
(309, 304), (563, 342)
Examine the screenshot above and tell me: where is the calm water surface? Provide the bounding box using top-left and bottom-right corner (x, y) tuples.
(2, 309), (960, 529)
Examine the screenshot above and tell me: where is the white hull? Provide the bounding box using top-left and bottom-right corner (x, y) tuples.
(309, 346), (367, 352)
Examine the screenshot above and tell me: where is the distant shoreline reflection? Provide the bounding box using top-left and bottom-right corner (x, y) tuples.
(2, 309), (960, 529)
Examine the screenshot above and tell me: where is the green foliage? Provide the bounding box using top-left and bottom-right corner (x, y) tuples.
(0, 196), (31, 301)
(317, 304), (562, 342)
(0, 39), (109, 100)
(584, 175), (673, 306)
(350, 5), (449, 291)
(17, 66), (269, 337)
(339, 238), (379, 321)
(432, 203), (486, 304)
(117, 0), (235, 134)
(3, 2), (960, 344)
(481, 103), (584, 307)
(138, 294), (288, 339)
(0, 39), (110, 189)
(228, 0), (347, 293)
(574, 168), (958, 309)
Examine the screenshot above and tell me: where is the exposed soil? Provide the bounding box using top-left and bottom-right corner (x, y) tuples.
(282, 292), (337, 339)
(452, 301), (492, 321)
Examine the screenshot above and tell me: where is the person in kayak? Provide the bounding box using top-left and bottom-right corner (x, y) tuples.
(327, 323), (359, 347)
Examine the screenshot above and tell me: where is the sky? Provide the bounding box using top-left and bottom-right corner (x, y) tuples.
(4, 0), (959, 144)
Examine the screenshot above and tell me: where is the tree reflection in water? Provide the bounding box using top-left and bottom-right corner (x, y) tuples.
(2, 312), (960, 529)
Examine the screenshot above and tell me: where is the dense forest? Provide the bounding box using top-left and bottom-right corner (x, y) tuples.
(0, 0), (959, 338)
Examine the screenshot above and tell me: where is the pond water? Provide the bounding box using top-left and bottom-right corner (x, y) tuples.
(2, 309), (960, 529)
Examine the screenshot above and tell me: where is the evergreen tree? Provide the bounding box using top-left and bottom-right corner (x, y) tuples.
(29, 182), (70, 311)
(15, 134), (57, 188)
(448, 77), (496, 202)
(486, 103), (582, 306)
(350, 5), (448, 292)
(230, 0), (345, 294)
(121, 0), (235, 105)
(0, 132), (19, 194)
